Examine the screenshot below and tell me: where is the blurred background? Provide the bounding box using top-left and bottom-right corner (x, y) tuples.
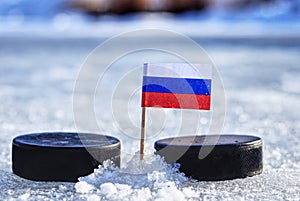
(0, 0), (299, 36)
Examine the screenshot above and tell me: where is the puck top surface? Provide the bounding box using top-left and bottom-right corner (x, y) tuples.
(155, 135), (262, 147)
(13, 132), (120, 148)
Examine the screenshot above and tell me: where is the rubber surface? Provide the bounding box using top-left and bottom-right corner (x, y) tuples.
(155, 135), (263, 181)
(12, 132), (120, 182)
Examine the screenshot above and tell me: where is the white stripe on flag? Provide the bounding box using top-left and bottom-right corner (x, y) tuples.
(143, 63), (212, 79)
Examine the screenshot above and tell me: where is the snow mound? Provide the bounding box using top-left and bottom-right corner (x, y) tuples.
(75, 153), (200, 200)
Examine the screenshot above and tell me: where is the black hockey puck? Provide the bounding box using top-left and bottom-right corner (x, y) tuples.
(154, 135), (263, 181)
(12, 132), (120, 182)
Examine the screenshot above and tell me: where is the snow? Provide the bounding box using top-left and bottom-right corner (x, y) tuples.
(17, 192), (30, 200)
(75, 181), (94, 194)
(100, 183), (118, 196)
(87, 194), (101, 201)
(75, 154), (197, 200)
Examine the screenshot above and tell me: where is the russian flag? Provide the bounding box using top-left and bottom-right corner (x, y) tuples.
(141, 63), (212, 110)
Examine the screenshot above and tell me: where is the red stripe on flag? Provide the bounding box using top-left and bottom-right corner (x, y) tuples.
(142, 92), (210, 110)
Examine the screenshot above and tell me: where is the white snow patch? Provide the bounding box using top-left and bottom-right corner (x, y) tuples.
(75, 181), (94, 194)
(100, 183), (118, 195)
(155, 185), (185, 201)
(87, 194), (101, 201)
(17, 192), (30, 200)
(75, 153), (193, 200)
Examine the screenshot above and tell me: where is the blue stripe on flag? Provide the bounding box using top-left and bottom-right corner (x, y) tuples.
(142, 76), (211, 95)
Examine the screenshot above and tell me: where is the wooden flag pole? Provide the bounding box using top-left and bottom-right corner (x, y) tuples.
(140, 107), (146, 160)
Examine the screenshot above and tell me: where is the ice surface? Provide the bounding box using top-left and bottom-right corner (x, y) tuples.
(0, 18), (299, 200)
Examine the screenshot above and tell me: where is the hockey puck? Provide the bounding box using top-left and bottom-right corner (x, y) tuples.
(12, 132), (120, 182)
(154, 135), (263, 181)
